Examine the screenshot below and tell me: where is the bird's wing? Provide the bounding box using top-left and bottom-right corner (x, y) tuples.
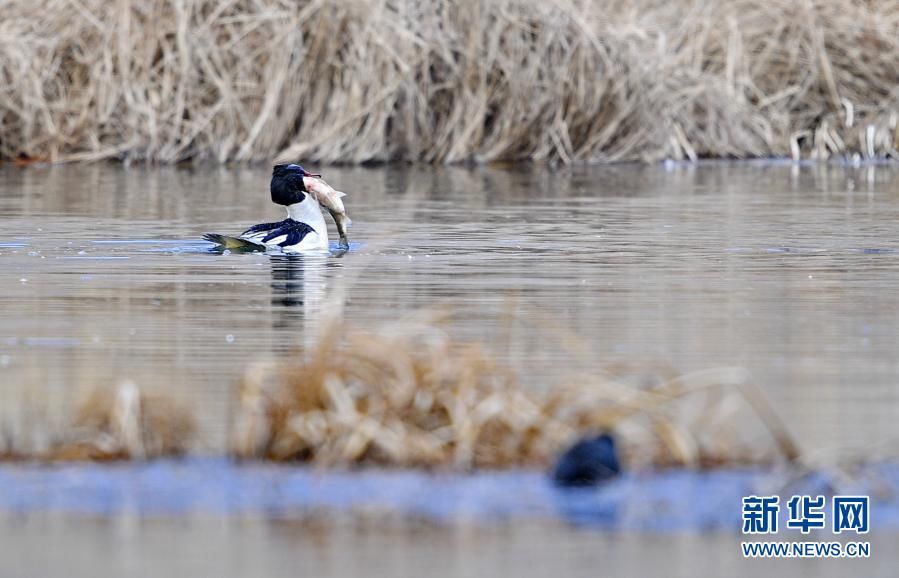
(240, 219), (290, 239)
(261, 220), (316, 247)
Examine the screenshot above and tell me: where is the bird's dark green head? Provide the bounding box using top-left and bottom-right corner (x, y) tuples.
(270, 164), (321, 206)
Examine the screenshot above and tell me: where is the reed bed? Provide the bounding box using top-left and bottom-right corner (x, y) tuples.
(231, 317), (799, 469)
(1, 0), (897, 165)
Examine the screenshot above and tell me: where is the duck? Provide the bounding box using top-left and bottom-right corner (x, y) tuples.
(204, 164), (331, 253)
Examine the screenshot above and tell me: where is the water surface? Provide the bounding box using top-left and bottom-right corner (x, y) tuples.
(2, 162), (899, 454)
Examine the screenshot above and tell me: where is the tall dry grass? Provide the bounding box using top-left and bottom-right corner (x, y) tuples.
(1, 0), (897, 165)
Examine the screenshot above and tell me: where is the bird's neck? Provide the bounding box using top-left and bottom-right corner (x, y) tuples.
(286, 196), (328, 241)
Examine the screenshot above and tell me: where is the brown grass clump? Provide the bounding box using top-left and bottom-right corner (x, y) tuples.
(231, 319), (799, 469)
(44, 381), (195, 461)
(1, 0), (897, 165)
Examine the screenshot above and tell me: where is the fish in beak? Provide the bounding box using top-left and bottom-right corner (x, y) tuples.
(302, 175), (351, 249)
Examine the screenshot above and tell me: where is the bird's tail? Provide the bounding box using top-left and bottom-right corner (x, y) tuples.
(203, 233), (266, 251)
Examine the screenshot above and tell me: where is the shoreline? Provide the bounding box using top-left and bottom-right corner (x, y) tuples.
(3, 156), (898, 170)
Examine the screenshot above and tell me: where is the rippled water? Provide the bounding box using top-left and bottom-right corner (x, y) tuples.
(2, 162), (899, 454)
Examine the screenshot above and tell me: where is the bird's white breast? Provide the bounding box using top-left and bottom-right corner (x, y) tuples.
(284, 196), (329, 251)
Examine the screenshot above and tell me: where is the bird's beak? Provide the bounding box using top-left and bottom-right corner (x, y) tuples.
(302, 169), (322, 178)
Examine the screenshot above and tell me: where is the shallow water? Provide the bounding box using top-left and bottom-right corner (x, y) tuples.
(1, 513), (894, 578)
(2, 161), (899, 455)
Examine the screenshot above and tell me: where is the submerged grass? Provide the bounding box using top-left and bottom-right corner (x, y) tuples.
(1, 0), (897, 165)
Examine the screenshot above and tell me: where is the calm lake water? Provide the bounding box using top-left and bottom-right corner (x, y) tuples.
(2, 162), (899, 454)
(3, 161), (899, 575)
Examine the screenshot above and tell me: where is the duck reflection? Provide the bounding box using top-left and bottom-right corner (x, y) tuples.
(268, 252), (346, 349)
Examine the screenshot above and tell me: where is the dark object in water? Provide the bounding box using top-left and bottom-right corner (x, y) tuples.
(552, 434), (620, 488)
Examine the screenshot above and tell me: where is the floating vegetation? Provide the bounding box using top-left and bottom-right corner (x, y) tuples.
(1, 0), (897, 164)
(231, 316), (800, 469)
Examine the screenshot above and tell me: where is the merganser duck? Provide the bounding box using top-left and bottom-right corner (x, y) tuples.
(204, 164), (330, 253)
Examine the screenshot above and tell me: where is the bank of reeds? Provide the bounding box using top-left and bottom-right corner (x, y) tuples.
(1, 0), (897, 165)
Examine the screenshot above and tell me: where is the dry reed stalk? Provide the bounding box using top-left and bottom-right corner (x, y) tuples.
(231, 318), (800, 469)
(0, 0), (896, 165)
